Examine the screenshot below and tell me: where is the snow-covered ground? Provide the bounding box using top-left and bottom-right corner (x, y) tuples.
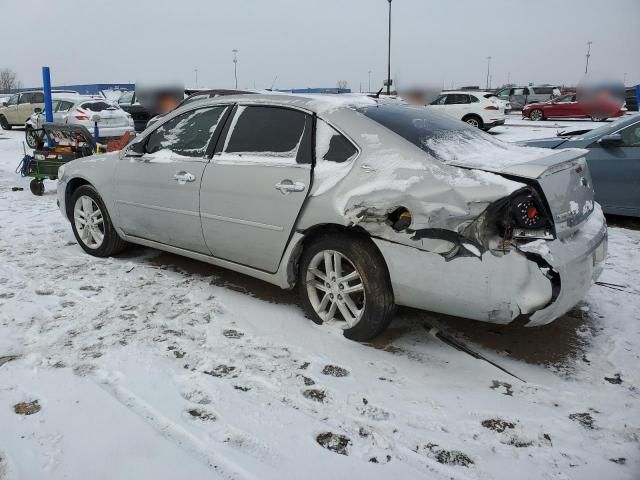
(0, 119), (638, 480)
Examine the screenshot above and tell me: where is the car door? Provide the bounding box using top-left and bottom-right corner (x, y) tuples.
(586, 121), (640, 215)
(200, 105), (313, 272)
(114, 105), (229, 253)
(511, 88), (526, 109)
(3, 93), (21, 124)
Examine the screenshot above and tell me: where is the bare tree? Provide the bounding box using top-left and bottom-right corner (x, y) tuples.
(336, 80), (348, 90)
(0, 69), (21, 93)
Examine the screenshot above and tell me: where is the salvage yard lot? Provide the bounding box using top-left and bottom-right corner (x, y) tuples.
(0, 118), (639, 479)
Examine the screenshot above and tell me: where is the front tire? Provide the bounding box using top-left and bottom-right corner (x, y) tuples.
(0, 115), (11, 130)
(529, 109), (544, 121)
(70, 185), (127, 257)
(297, 233), (395, 341)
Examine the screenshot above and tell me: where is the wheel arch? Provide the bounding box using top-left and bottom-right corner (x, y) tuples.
(65, 177), (93, 220)
(285, 222), (392, 291)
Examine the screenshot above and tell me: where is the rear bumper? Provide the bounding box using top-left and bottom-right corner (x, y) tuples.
(95, 126), (135, 139)
(373, 205), (607, 326)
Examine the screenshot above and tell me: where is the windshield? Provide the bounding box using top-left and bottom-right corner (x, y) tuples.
(577, 114), (639, 141)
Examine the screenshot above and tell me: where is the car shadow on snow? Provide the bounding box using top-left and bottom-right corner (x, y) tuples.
(119, 246), (596, 372)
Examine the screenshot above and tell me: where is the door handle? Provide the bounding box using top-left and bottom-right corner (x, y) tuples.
(275, 179), (306, 194)
(174, 171), (196, 184)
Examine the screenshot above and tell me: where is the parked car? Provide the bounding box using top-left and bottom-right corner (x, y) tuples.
(495, 85), (560, 110)
(428, 91), (506, 130)
(523, 93), (626, 122)
(146, 89), (255, 129)
(117, 91), (151, 132)
(482, 92), (511, 114)
(525, 114), (640, 217)
(624, 86), (638, 112)
(25, 97), (134, 147)
(0, 90), (80, 129)
(57, 94), (606, 341)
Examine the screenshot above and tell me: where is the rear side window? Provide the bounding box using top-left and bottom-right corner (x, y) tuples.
(223, 106), (312, 164)
(534, 87), (554, 95)
(31, 92), (44, 103)
(316, 119), (357, 163)
(146, 106), (227, 157)
(444, 94), (469, 105)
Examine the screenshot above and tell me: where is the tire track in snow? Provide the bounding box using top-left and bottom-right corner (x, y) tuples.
(91, 372), (258, 480)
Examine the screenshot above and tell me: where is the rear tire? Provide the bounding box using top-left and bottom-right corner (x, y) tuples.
(0, 115), (11, 130)
(462, 115), (483, 129)
(25, 126), (42, 148)
(70, 185), (127, 257)
(590, 114), (607, 122)
(297, 233), (395, 341)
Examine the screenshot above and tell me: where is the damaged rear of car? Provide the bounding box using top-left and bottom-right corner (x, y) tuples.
(299, 102), (607, 331)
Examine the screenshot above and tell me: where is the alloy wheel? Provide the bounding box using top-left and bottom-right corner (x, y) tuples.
(466, 117), (480, 128)
(73, 195), (105, 249)
(305, 250), (365, 328)
(530, 109), (543, 121)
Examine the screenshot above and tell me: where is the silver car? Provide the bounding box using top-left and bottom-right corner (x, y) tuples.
(57, 94), (607, 341)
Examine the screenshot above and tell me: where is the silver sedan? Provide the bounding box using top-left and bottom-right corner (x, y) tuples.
(57, 94), (607, 341)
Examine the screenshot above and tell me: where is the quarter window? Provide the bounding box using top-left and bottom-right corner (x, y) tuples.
(56, 101), (74, 112)
(145, 106), (227, 157)
(620, 123), (640, 147)
(316, 119), (357, 163)
(7, 95), (18, 106)
(223, 106), (312, 164)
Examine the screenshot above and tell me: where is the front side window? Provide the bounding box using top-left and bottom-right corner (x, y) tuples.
(620, 122), (640, 147)
(431, 95), (447, 105)
(223, 106), (312, 164)
(19, 93), (33, 104)
(7, 95), (18, 106)
(145, 106), (227, 157)
(316, 119), (358, 163)
(57, 101), (74, 112)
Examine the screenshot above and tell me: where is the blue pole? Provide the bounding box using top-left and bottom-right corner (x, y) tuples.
(42, 67), (53, 147)
(42, 67), (53, 122)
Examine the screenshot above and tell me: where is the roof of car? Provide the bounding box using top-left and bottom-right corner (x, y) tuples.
(173, 93), (385, 115)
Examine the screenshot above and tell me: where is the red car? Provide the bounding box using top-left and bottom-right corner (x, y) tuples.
(523, 93), (626, 122)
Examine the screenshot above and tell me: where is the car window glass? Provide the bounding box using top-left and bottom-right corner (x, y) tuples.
(145, 106), (227, 157)
(31, 92), (44, 103)
(118, 92), (133, 104)
(555, 95), (573, 103)
(223, 106), (311, 164)
(468, 95), (479, 103)
(51, 100), (61, 112)
(19, 93), (32, 104)
(444, 94), (468, 105)
(316, 119), (358, 163)
(513, 88), (524, 96)
(523, 87), (530, 95)
(57, 101), (74, 112)
(431, 95), (447, 105)
(534, 87), (554, 95)
(7, 95), (18, 106)
(620, 123), (640, 147)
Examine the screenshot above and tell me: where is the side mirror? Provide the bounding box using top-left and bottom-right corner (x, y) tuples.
(125, 139), (145, 157)
(34, 107), (42, 114)
(598, 133), (623, 148)
(91, 114), (101, 123)
(1, 101), (7, 107)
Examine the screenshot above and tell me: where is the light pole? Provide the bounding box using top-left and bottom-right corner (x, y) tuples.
(486, 56), (492, 89)
(368, 70), (372, 92)
(584, 41), (592, 75)
(194, 68), (198, 88)
(232, 49), (239, 88)
(386, 0), (392, 96)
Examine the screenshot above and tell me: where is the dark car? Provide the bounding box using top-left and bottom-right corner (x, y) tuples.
(145, 89), (255, 129)
(525, 114), (640, 217)
(117, 91), (151, 132)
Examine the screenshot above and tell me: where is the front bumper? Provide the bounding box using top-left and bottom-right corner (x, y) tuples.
(484, 118), (505, 129)
(373, 206), (607, 326)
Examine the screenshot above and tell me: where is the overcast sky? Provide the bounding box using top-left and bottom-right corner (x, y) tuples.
(3, 0), (639, 91)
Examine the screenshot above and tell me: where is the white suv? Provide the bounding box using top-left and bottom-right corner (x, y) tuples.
(428, 91), (506, 130)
